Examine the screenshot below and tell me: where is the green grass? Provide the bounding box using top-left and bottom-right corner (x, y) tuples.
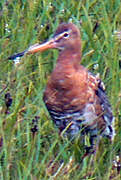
(0, 0), (121, 179)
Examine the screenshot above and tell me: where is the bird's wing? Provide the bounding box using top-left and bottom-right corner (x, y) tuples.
(93, 74), (115, 140)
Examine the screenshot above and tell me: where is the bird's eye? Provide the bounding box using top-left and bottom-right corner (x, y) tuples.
(63, 32), (69, 38)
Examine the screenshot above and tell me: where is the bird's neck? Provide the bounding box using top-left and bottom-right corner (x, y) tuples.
(57, 48), (81, 69)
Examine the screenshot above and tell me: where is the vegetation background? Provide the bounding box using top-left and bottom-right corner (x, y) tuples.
(0, 0), (121, 179)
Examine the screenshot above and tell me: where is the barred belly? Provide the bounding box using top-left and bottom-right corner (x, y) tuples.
(49, 109), (83, 136)
(48, 103), (115, 142)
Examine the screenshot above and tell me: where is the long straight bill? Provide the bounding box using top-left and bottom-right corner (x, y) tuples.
(8, 38), (56, 61)
(27, 39), (56, 53)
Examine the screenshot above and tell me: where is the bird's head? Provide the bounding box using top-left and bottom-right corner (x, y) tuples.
(28, 23), (81, 54)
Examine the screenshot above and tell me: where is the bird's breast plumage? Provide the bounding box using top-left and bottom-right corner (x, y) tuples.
(43, 64), (115, 140)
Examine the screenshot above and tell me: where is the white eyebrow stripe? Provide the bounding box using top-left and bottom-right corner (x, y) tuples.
(54, 30), (71, 41)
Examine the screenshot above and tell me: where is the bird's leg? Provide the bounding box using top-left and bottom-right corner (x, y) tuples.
(81, 135), (101, 162)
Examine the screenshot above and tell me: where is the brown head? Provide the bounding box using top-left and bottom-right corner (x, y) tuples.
(27, 23), (81, 55)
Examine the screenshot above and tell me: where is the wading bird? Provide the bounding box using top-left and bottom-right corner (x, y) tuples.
(8, 23), (115, 152)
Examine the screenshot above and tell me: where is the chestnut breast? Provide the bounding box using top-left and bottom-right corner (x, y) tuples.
(43, 63), (98, 112)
